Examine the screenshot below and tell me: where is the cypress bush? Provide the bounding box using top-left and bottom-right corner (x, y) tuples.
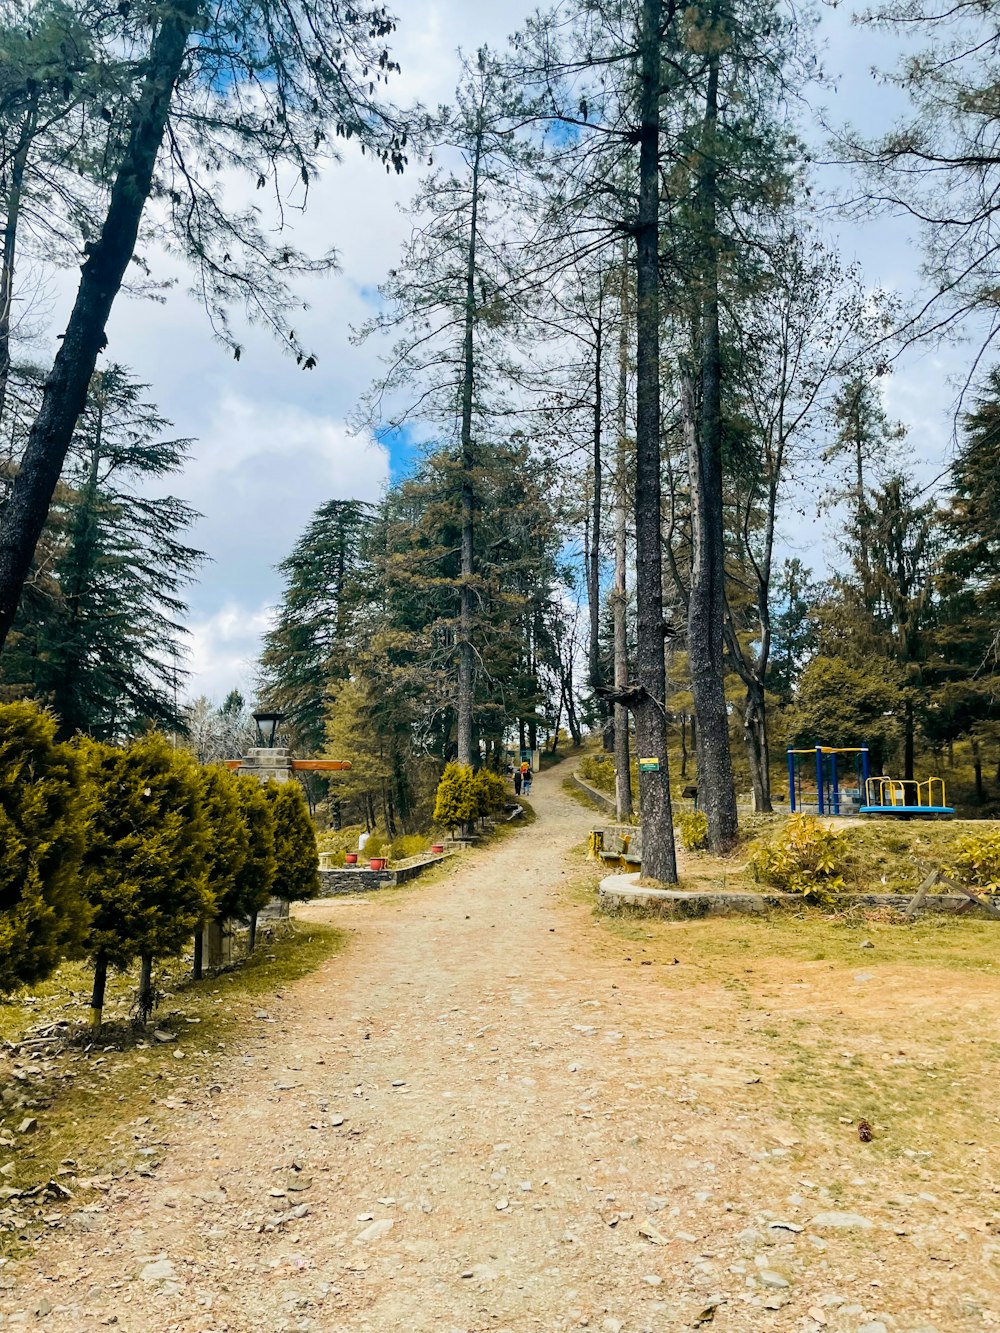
(433, 762), (475, 832)
(233, 775), (277, 949)
(80, 733), (211, 1025)
(196, 764), (251, 973)
(0, 702), (91, 993)
(264, 780), (320, 903)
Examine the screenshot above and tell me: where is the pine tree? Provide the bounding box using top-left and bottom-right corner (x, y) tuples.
(259, 500), (373, 752)
(0, 701), (91, 992)
(80, 732), (211, 1026)
(0, 366), (203, 740)
(0, 0), (408, 652)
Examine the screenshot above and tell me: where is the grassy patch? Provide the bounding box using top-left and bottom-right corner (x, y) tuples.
(0, 922), (344, 1251)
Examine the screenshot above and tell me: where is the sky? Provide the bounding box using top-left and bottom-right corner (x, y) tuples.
(27, 0), (977, 703)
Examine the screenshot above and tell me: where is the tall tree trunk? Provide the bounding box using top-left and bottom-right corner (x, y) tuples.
(904, 695), (915, 783)
(972, 736), (984, 802)
(137, 953), (154, 1024)
(614, 251), (633, 821)
(0, 1), (198, 651)
(687, 44), (738, 853)
(680, 713), (688, 778)
(588, 312), (604, 702)
(0, 89), (38, 430)
(634, 0), (677, 883)
(90, 950), (108, 1028)
(193, 930), (204, 980)
(248, 911), (258, 953)
(456, 128), (483, 768)
(743, 679), (772, 813)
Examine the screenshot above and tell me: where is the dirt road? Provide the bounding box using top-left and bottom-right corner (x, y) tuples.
(5, 767), (993, 1332)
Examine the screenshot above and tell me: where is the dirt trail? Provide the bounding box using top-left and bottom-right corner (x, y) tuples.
(5, 768), (995, 1332)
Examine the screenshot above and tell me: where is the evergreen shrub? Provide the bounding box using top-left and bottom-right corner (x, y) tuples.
(80, 732), (211, 1023)
(472, 769), (506, 820)
(265, 780), (320, 901)
(0, 702), (91, 992)
(946, 827), (1000, 893)
(433, 763), (475, 830)
(677, 811), (708, 852)
(748, 814), (848, 906)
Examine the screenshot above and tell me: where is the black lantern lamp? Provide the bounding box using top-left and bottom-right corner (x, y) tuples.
(252, 710), (285, 748)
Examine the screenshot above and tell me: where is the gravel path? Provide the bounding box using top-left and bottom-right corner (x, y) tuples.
(5, 767), (994, 1332)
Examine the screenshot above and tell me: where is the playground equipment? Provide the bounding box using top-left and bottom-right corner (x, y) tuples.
(787, 746), (869, 816)
(788, 744), (954, 816)
(859, 775), (954, 816)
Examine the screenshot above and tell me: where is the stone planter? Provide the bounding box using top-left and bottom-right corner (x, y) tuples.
(344, 852), (358, 865)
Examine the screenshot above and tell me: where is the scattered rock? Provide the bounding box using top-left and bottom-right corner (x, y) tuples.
(642, 1275), (662, 1286)
(759, 1270), (790, 1289)
(808, 1309), (828, 1327)
(16, 1118), (37, 1135)
(354, 1218), (394, 1243)
(601, 1319), (623, 1333)
(191, 1182), (226, 1204)
(638, 1218), (668, 1244)
(152, 1030), (176, 1043)
(331, 1115), (345, 1127)
(858, 1324), (889, 1333)
(139, 1256), (177, 1284)
(859, 940), (875, 949)
(809, 1211), (874, 1231)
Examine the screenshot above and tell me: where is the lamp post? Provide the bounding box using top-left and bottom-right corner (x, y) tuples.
(252, 710), (285, 749)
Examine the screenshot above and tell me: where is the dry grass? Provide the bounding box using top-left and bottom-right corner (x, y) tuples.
(0, 922), (345, 1253)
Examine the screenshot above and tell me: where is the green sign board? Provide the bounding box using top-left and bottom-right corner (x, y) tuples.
(638, 756), (660, 772)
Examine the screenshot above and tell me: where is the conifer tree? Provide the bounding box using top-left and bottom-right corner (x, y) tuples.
(0, 0), (408, 652)
(80, 732), (210, 1026)
(1, 366), (203, 740)
(433, 763), (475, 834)
(263, 781), (319, 904)
(0, 701), (91, 992)
(260, 500), (373, 752)
(232, 775), (277, 951)
(196, 764), (250, 973)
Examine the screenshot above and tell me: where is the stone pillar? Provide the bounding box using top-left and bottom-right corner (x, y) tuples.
(236, 747), (293, 784)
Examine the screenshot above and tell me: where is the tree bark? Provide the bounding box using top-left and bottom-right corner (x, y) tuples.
(0, 0), (198, 652)
(687, 44), (738, 853)
(137, 952), (154, 1023)
(904, 695), (915, 783)
(613, 250), (633, 820)
(0, 88), (37, 431)
(89, 950), (108, 1028)
(743, 679), (772, 814)
(973, 736), (984, 803)
(634, 0), (677, 883)
(588, 311), (604, 702)
(193, 930), (203, 980)
(248, 911), (258, 953)
(456, 127), (483, 768)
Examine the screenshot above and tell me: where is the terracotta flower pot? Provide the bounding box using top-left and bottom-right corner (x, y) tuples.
(344, 852), (358, 865)
(369, 857), (387, 871)
(431, 844), (445, 854)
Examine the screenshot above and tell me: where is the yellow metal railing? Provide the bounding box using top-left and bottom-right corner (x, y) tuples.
(864, 776), (948, 809)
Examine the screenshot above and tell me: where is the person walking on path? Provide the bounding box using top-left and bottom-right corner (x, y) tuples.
(513, 769), (522, 796)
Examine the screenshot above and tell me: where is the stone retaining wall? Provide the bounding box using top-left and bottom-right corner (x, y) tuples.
(598, 872), (998, 919)
(571, 771), (617, 813)
(317, 854), (448, 897)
